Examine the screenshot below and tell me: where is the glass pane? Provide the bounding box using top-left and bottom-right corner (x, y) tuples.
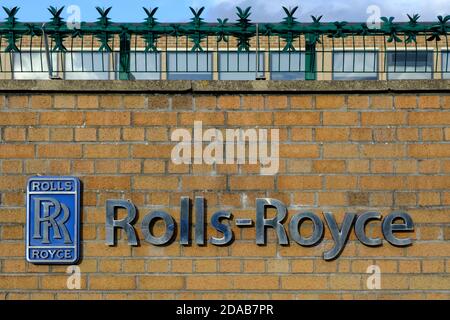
(333, 51), (378, 80)
(64, 52), (110, 80)
(270, 52), (305, 80)
(218, 52), (264, 80)
(387, 51), (433, 80)
(443, 51), (450, 80)
(167, 52), (212, 80)
(115, 52), (161, 80)
(13, 52), (57, 80)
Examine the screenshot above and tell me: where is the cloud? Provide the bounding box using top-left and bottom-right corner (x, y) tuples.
(188, 0), (449, 22)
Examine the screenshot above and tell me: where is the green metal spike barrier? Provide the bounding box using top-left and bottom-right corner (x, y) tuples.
(0, 5), (448, 79)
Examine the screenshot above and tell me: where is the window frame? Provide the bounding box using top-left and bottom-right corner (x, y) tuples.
(166, 50), (213, 80)
(269, 51), (306, 80)
(331, 49), (379, 81)
(385, 49), (434, 80)
(217, 50), (265, 80)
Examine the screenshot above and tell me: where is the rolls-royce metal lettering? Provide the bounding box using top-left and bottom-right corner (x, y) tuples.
(105, 197), (415, 261)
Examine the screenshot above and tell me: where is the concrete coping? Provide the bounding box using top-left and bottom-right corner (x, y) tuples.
(0, 80), (449, 94)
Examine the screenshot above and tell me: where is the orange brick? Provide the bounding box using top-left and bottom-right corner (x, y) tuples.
(274, 112), (319, 125)
(313, 160), (345, 173)
(323, 144), (359, 158)
(229, 176), (274, 190)
(172, 95), (193, 110)
(228, 112), (272, 125)
(241, 95), (264, 110)
(409, 112), (450, 125)
(281, 275), (327, 290)
(98, 128), (121, 141)
(3, 128), (26, 141)
(1, 225), (23, 240)
(370, 96), (393, 109)
(90, 275), (135, 290)
(361, 112), (406, 125)
(132, 144), (173, 158)
(408, 144), (450, 158)
(143, 160), (166, 173)
(350, 128), (372, 141)
(397, 128), (419, 141)
(182, 176), (226, 190)
(37, 144), (81, 158)
(119, 160), (141, 174)
(85, 112), (131, 125)
(266, 95), (288, 109)
(123, 95), (145, 109)
(348, 95), (369, 109)
(148, 95), (170, 109)
(315, 128), (349, 141)
(418, 96), (440, 109)
(395, 95), (417, 109)
(291, 128), (313, 141)
(54, 95), (75, 108)
(77, 95), (99, 109)
(0, 145), (35, 158)
(83, 176), (131, 190)
(323, 112), (358, 125)
(0, 112), (37, 125)
(50, 128), (73, 141)
(360, 176), (404, 190)
(279, 144), (319, 158)
(234, 275), (279, 290)
(139, 276), (184, 290)
(316, 95), (345, 109)
(30, 95), (52, 109)
(100, 95), (122, 109)
(291, 96), (313, 109)
(195, 96), (217, 110)
(325, 176), (358, 189)
(186, 275), (233, 290)
(218, 96), (240, 109)
(278, 176), (322, 190)
(133, 112), (177, 125)
(422, 128), (444, 141)
(85, 145), (129, 158)
(195, 259), (218, 273)
(179, 112), (225, 125)
(123, 128), (145, 141)
(7, 95), (29, 108)
(133, 176), (178, 190)
(291, 260), (314, 273)
(0, 276), (38, 289)
(362, 144), (405, 158)
(75, 128), (97, 141)
(28, 128), (50, 141)
(40, 111), (83, 125)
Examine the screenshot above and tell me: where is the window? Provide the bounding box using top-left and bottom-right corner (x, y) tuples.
(218, 52), (264, 80)
(333, 51), (378, 80)
(12, 52), (57, 80)
(270, 52), (305, 80)
(442, 51), (450, 80)
(167, 52), (212, 80)
(387, 51), (433, 80)
(115, 52), (161, 80)
(64, 52), (110, 80)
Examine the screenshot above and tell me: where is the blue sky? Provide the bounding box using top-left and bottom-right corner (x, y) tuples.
(0, 0), (448, 22)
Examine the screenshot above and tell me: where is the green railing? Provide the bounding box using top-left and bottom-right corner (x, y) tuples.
(0, 6), (449, 80)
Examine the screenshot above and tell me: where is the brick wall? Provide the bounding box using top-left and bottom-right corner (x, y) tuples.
(0, 80), (449, 300)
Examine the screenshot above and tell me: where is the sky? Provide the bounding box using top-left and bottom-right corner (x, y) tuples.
(0, 0), (448, 23)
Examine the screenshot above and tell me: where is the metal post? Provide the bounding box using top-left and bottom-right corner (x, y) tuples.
(255, 23), (265, 80)
(42, 23), (56, 79)
(119, 31), (131, 80)
(305, 33), (317, 80)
